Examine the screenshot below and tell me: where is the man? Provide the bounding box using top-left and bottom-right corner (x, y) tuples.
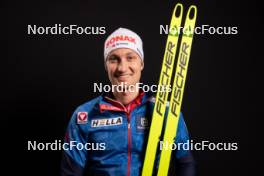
(61, 28), (195, 176)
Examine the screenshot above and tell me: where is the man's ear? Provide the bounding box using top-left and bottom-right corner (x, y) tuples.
(141, 61), (144, 70)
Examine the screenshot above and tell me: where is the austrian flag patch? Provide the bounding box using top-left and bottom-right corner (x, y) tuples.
(77, 112), (88, 124)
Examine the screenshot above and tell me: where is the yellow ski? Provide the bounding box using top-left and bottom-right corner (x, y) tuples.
(157, 5), (197, 176)
(142, 3), (183, 176)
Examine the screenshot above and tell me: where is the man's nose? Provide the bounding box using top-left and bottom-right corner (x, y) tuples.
(117, 59), (128, 72)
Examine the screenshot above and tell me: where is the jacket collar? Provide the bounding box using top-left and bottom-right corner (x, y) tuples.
(99, 90), (151, 113)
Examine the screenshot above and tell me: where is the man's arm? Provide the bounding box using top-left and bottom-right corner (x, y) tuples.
(61, 151), (85, 176)
(61, 109), (88, 176)
(169, 152), (196, 176)
(172, 113), (196, 176)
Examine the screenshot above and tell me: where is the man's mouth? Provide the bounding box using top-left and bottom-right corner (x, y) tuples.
(116, 74), (130, 81)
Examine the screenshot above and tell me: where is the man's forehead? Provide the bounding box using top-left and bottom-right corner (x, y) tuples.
(108, 48), (139, 57)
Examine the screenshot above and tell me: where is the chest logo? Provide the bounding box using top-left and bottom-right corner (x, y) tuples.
(77, 112), (88, 124)
(136, 116), (149, 132)
(91, 117), (123, 127)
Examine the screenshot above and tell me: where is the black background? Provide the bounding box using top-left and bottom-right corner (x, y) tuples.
(6, 0), (258, 175)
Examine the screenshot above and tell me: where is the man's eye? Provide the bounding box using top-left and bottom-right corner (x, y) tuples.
(108, 56), (119, 62)
(127, 56), (136, 61)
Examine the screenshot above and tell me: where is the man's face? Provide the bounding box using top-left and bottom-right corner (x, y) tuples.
(105, 48), (143, 89)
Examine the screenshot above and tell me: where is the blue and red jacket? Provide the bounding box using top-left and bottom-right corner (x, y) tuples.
(61, 91), (195, 176)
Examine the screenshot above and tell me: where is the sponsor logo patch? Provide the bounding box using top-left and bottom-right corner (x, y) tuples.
(105, 35), (136, 48)
(77, 112), (88, 124)
(91, 117), (123, 127)
(136, 116), (149, 132)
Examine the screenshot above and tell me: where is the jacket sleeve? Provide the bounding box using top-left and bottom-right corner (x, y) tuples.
(169, 152), (196, 176)
(61, 151), (85, 176)
(171, 113), (196, 176)
(61, 110), (88, 176)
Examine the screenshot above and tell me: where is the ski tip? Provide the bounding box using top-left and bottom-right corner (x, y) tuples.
(173, 3), (183, 19)
(187, 5), (197, 21)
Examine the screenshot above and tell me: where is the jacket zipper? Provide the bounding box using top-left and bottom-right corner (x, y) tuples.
(104, 96), (133, 176)
(127, 115), (131, 176)
(127, 105), (131, 176)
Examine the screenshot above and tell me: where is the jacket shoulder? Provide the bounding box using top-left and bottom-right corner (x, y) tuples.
(75, 95), (102, 113)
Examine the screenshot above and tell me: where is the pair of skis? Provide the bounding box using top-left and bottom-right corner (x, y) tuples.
(142, 3), (197, 176)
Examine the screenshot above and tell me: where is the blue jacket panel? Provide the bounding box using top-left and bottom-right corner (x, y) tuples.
(61, 92), (194, 176)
